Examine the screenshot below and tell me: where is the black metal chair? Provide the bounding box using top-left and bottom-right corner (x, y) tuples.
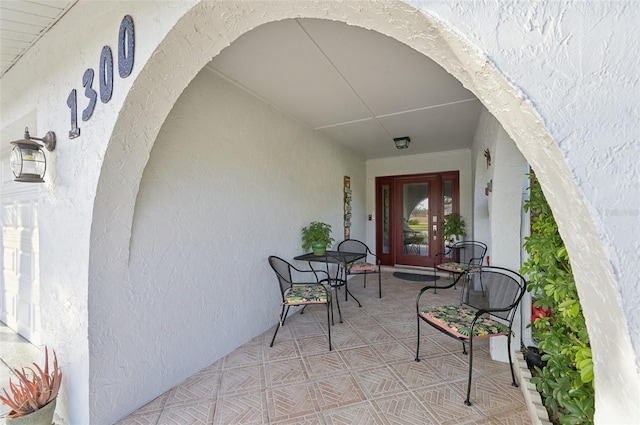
(433, 240), (487, 292)
(268, 256), (333, 351)
(337, 239), (382, 298)
(415, 266), (526, 405)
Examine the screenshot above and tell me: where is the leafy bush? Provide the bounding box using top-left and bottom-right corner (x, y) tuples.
(521, 173), (594, 425)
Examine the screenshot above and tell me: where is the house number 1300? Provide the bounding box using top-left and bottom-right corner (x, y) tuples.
(66, 15), (135, 138)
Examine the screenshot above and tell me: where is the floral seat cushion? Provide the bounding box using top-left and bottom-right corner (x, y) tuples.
(348, 261), (378, 272)
(285, 284), (330, 304)
(437, 262), (480, 273)
(420, 305), (510, 339)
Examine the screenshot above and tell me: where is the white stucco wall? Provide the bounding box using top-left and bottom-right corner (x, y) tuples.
(93, 66), (365, 419)
(1, 1), (639, 424)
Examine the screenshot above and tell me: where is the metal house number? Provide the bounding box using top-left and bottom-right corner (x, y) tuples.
(66, 15), (135, 139)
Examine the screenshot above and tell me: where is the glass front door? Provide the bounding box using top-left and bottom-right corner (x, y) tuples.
(376, 172), (459, 267)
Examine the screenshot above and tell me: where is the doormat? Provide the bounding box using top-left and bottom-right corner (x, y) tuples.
(392, 272), (440, 282)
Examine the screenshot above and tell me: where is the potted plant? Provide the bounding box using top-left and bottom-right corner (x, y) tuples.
(302, 221), (335, 255)
(0, 347), (62, 425)
(441, 212), (466, 245)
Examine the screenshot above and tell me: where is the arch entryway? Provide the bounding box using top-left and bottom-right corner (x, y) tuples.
(88, 1), (637, 423)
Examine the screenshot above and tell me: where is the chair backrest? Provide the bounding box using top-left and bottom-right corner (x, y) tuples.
(268, 256), (293, 295)
(460, 266), (526, 324)
(451, 241), (487, 266)
(337, 239), (369, 255)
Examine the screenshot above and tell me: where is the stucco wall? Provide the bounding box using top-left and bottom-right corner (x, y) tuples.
(92, 67), (366, 420)
(1, 1), (639, 424)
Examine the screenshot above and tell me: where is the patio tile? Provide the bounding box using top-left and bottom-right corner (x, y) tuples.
(321, 400), (386, 425)
(156, 399), (215, 424)
(213, 390), (268, 425)
(371, 391), (439, 424)
(220, 364), (265, 395)
(302, 351), (349, 378)
(266, 381), (318, 422)
(352, 365), (407, 398)
(109, 271), (536, 424)
(264, 358), (309, 386)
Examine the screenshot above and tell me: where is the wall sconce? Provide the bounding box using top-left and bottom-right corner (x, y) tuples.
(393, 136), (410, 150)
(9, 127), (56, 183)
(484, 148), (491, 168)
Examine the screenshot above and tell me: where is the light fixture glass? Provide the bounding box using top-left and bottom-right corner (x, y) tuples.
(393, 136), (411, 149)
(9, 127), (56, 183)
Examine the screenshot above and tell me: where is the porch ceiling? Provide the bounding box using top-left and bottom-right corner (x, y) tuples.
(208, 18), (482, 159)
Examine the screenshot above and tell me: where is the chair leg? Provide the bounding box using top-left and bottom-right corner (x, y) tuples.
(465, 336), (474, 406)
(508, 334), (518, 387)
(415, 316), (421, 362)
(345, 280), (349, 302)
(333, 285), (343, 323)
(363, 272), (367, 288)
(326, 301), (332, 351)
(378, 270), (382, 298)
(270, 305), (289, 347)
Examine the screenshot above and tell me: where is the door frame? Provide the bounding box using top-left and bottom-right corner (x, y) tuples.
(376, 171), (459, 267)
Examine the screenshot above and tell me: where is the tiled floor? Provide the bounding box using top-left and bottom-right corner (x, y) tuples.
(117, 270), (532, 425)
(0, 322), (43, 419)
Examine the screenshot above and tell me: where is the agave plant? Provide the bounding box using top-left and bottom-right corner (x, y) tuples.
(0, 347), (62, 418)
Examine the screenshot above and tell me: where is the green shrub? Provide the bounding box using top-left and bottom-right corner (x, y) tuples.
(521, 173), (594, 425)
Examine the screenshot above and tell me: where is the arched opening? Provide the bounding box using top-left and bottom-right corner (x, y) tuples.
(88, 1), (632, 423)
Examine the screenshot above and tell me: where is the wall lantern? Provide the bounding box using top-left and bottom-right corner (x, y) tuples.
(393, 136), (411, 149)
(9, 127), (56, 183)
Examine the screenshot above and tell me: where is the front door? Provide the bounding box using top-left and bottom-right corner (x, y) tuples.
(376, 172), (459, 267)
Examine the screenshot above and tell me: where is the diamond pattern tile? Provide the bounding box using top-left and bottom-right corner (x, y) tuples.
(322, 401), (384, 424)
(312, 372), (366, 409)
(413, 383), (483, 423)
(353, 366), (407, 398)
(221, 364), (265, 394)
(214, 390), (268, 424)
(267, 381), (317, 421)
(265, 358), (308, 386)
(303, 351), (349, 378)
(157, 400), (214, 424)
(339, 346), (382, 370)
(116, 272), (535, 425)
(389, 359), (445, 390)
(373, 392), (439, 424)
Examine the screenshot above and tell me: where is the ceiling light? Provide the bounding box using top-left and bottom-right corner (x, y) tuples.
(393, 136), (410, 149)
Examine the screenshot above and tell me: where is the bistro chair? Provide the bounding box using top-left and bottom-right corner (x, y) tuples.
(268, 256), (333, 351)
(433, 240), (487, 293)
(415, 265), (526, 406)
(337, 239), (382, 298)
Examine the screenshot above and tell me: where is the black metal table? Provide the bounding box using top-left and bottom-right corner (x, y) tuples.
(294, 250), (366, 323)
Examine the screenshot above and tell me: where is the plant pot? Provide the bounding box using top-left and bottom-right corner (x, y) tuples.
(5, 398), (56, 425)
(525, 346), (547, 370)
(312, 242), (327, 255)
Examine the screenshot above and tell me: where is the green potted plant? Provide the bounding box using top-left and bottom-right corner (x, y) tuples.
(441, 212), (466, 245)
(0, 347), (62, 425)
(302, 221), (335, 255)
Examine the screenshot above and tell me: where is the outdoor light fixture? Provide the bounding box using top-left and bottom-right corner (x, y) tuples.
(393, 136), (410, 150)
(9, 127), (56, 183)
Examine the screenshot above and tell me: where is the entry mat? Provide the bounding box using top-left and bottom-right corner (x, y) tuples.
(392, 271), (441, 282)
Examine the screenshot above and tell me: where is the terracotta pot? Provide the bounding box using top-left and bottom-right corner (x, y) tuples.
(5, 399), (56, 425)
